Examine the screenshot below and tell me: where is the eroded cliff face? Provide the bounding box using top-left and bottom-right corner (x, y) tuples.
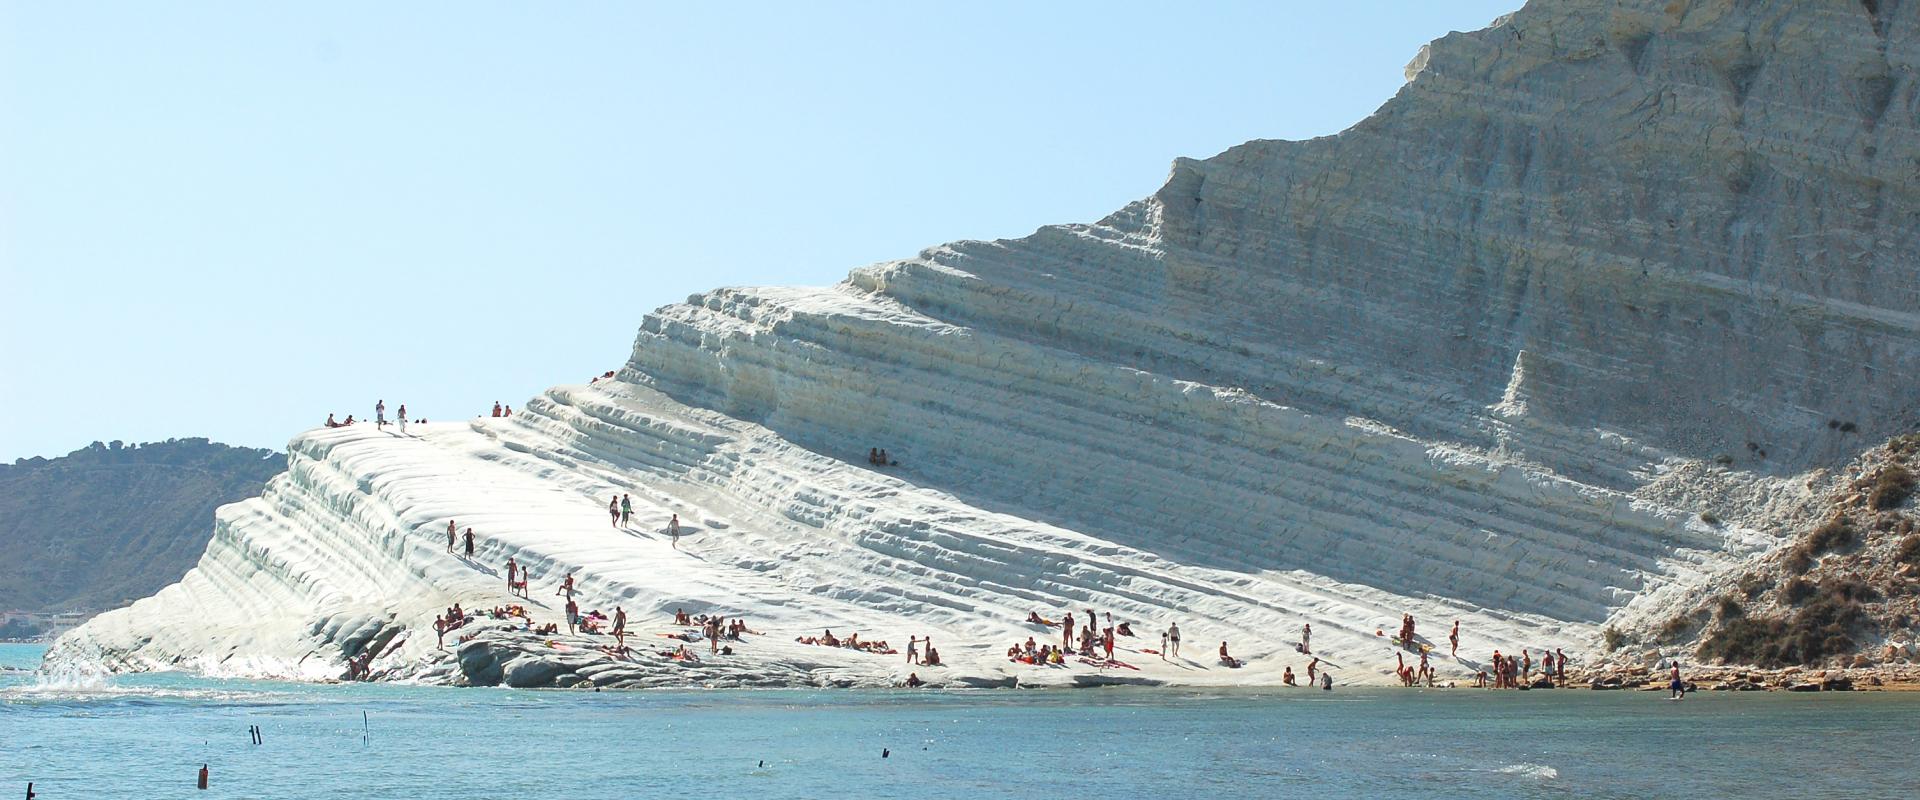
(49, 0), (1920, 686)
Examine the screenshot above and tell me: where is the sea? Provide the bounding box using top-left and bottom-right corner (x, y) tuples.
(2, 643), (1914, 798)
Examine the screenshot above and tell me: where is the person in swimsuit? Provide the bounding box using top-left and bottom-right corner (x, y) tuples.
(1168, 623), (1181, 658)
(1301, 623), (1312, 654)
(669, 514), (681, 547)
(1449, 620), (1460, 656)
(609, 497), (620, 527)
(620, 494), (633, 527)
(446, 520), (456, 552)
(1669, 660), (1685, 699)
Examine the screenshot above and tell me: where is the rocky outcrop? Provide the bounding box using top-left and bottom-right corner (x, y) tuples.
(47, 0), (1920, 687)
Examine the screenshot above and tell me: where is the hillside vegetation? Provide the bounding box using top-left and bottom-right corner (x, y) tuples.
(0, 439), (284, 613)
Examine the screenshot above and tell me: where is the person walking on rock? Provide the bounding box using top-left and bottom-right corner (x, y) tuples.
(669, 514), (681, 548)
(506, 557), (518, 590)
(376, 399), (387, 429)
(446, 520), (456, 552)
(1301, 623), (1312, 654)
(608, 496), (620, 527)
(620, 494), (633, 527)
(397, 404), (408, 435)
(1449, 620), (1460, 657)
(1167, 622), (1181, 658)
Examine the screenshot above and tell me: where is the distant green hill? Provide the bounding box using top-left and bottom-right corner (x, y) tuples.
(0, 439), (285, 614)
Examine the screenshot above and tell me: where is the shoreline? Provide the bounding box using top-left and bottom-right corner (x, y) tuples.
(27, 639), (1919, 695)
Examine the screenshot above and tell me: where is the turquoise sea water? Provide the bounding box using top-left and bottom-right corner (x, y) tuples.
(2, 643), (1914, 798)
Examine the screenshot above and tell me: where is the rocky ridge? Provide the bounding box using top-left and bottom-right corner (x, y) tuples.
(46, 0), (1920, 688)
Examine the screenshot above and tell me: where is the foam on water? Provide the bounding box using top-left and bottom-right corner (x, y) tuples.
(1495, 762), (1559, 780)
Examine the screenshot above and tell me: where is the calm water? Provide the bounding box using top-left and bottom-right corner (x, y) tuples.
(2, 643), (1913, 798)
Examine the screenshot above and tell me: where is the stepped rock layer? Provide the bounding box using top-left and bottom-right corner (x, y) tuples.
(50, 0), (1920, 686)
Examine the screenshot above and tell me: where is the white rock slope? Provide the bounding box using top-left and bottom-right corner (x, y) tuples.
(49, 0), (1918, 687)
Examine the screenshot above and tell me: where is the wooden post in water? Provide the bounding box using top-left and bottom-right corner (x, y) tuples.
(197, 764), (208, 790)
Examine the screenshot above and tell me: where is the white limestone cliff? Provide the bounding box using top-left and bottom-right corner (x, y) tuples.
(47, 0), (1918, 687)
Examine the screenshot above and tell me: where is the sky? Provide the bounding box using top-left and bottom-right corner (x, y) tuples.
(0, 1), (1520, 462)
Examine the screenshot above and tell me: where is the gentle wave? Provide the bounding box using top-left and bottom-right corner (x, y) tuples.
(1, 664), (284, 706)
(1495, 762), (1559, 780)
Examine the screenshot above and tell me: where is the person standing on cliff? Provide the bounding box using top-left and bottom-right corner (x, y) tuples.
(1301, 623), (1312, 654)
(1168, 622), (1182, 658)
(397, 404), (408, 435)
(446, 520), (456, 552)
(1449, 620), (1460, 657)
(463, 527), (475, 558)
(376, 399), (387, 429)
(492, 401), (502, 418)
(506, 557), (518, 590)
(620, 494), (633, 527)
(608, 496), (620, 527)
(566, 598), (579, 635)
(669, 513), (681, 547)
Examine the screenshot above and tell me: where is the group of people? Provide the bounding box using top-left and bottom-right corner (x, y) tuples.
(797, 629), (905, 657)
(1396, 650), (1436, 687)
(375, 399), (417, 433)
(699, 615), (755, 654)
(606, 496), (683, 547)
(866, 448), (897, 467)
(447, 520), (477, 558)
(1478, 647), (1570, 688)
(504, 557), (533, 598)
(1031, 608), (1136, 663)
(327, 401), (427, 432)
(490, 401), (515, 418)
(1006, 637), (1070, 666)
(344, 649), (377, 680)
(432, 604), (472, 646)
(1281, 660), (1335, 690)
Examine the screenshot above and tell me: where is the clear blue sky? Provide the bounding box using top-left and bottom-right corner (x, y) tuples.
(0, 1), (1518, 462)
